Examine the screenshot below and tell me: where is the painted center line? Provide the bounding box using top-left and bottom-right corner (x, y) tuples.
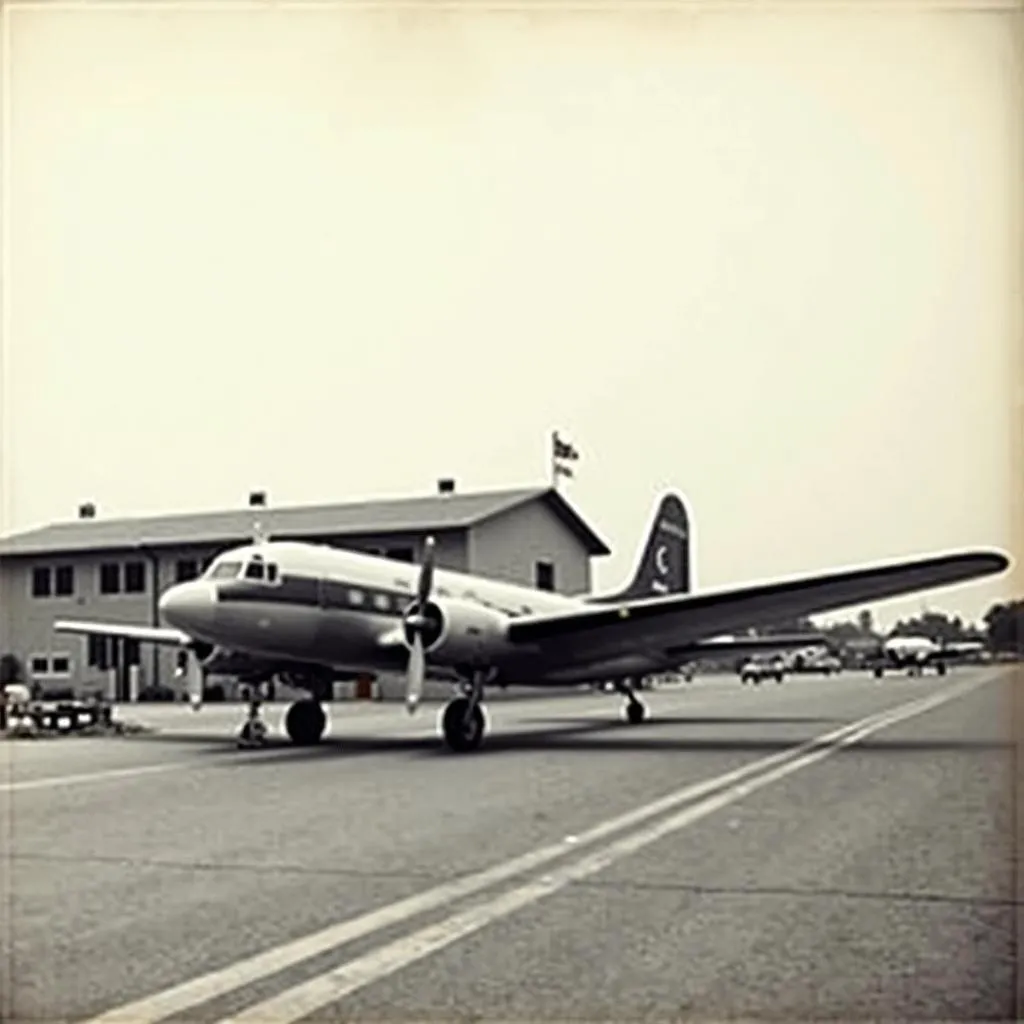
(81, 675), (988, 1024)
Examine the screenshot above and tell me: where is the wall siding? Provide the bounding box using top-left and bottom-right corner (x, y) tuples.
(467, 499), (592, 595)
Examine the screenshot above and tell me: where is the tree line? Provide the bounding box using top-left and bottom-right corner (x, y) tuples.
(753, 598), (1024, 655)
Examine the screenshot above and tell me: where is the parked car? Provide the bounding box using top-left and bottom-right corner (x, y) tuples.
(739, 656), (785, 684)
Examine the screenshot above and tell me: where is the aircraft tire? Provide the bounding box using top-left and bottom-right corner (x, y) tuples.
(442, 697), (485, 753)
(625, 699), (647, 725)
(285, 699), (326, 745)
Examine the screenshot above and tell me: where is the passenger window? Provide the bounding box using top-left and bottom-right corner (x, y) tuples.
(349, 589), (365, 605)
(374, 594), (390, 610)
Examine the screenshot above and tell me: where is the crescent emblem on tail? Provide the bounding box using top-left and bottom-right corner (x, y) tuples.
(655, 544), (670, 576)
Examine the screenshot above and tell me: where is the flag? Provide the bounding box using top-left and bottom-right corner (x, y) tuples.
(552, 432), (580, 461)
(551, 431), (580, 486)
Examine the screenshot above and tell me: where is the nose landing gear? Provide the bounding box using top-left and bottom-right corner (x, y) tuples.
(237, 684), (269, 748)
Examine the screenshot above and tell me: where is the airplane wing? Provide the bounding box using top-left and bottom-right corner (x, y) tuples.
(666, 634), (833, 660)
(928, 641), (986, 662)
(506, 551), (1008, 660)
(53, 620), (192, 646)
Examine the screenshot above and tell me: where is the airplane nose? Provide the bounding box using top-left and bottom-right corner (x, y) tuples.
(159, 581), (217, 633)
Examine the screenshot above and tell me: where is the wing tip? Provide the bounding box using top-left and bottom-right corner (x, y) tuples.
(954, 549), (1011, 576)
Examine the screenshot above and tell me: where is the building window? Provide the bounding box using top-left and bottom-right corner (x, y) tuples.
(32, 567), (51, 597)
(100, 563), (121, 594)
(54, 565), (75, 596)
(51, 656), (71, 676)
(175, 559), (199, 582)
(124, 639), (141, 666)
(125, 561), (146, 593)
(30, 655), (49, 675)
(535, 561), (555, 592)
(87, 635), (104, 668)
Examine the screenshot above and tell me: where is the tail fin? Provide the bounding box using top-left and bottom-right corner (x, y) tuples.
(590, 492), (692, 603)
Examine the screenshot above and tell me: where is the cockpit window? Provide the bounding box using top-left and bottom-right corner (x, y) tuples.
(242, 557), (281, 584)
(207, 561), (242, 580)
(204, 558), (279, 583)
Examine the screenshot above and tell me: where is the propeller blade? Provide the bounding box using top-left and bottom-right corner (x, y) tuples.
(406, 634), (425, 714)
(417, 536), (436, 603)
(185, 652), (204, 710)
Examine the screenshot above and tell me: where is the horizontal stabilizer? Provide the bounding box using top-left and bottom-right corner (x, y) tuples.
(667, 633), (832, 659)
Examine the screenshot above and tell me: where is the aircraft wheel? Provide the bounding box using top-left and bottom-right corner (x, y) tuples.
(285, 699), (326, 745)
(936, 662), (947, 676)
(625, 699), (648, 725)
(442, 697), (486, 753)
(873, 666), (884, 679)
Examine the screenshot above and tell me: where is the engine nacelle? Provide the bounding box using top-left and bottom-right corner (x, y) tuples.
(403, 597), (513, 666)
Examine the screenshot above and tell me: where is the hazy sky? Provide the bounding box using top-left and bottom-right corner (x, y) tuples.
(2, 1), (1021, 630)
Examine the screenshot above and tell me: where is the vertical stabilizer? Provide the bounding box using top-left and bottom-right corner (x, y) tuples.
(589, 492), (692, 603)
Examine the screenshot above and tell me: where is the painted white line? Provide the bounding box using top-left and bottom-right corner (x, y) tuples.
(1, 760), (206, 793)
(81, 679), (984, 1024)
(222, 677), (984, 1024)
(0, 746), (328, 793)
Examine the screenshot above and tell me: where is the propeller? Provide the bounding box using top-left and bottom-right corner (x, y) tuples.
(402, 536), (439, 714)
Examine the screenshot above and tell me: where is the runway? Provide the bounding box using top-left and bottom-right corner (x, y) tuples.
(2, 667), (1019, 1022)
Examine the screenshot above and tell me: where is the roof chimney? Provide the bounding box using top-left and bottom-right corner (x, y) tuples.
(248, 491), (267, 508)
(78, 502), (96, 519)
(437, 478), (455, 496)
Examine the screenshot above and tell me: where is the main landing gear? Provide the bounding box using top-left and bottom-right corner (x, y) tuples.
(614, 677), (649, 725)
(441, 670), (489, 753)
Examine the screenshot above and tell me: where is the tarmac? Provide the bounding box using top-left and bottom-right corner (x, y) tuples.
(1, 667), (1020, 1022)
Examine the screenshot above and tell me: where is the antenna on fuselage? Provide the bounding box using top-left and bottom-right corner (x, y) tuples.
(248, 490), (270, 545)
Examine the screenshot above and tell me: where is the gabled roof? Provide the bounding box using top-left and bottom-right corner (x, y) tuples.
(0, 486), (611, 558)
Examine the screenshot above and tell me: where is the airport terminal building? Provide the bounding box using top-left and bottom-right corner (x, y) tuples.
(0, 483), (610, 699)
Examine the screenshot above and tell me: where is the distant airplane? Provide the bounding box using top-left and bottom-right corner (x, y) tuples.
(54, 491), (1009, 753)
(869, 635), (987, 677)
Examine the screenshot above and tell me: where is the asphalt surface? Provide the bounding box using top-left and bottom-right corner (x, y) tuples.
(1, 667), (1019, 1022)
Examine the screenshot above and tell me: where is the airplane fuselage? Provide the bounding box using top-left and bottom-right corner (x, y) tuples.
(160, 541), (668, 686)
(871, 635), (985, 676)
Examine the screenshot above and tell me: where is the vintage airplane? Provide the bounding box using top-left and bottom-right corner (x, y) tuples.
(53, 491), (1009, 752)
(869, 634), (987, 677)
